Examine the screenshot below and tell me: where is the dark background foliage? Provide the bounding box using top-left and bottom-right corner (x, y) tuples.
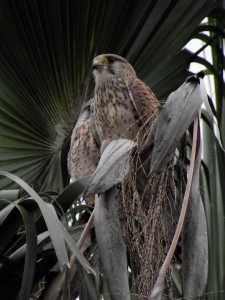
(0, 0), (218, 191)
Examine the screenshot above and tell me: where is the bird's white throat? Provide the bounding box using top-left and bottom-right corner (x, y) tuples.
(93, 69), (114, 87)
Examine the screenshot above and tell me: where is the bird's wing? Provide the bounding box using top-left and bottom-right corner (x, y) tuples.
(125, 78), (160, 125)
(77, 99), (101, 148)
(90, 99), (101, 148)
(67, 100), (100, 181)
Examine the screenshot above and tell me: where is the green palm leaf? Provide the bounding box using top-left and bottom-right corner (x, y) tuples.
(0, 0), (218, 191)
(0, 1), (225, 299)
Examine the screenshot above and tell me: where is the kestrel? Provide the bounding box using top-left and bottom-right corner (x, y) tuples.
(92, 54), (160, 147)
(67, 100), (100, 182)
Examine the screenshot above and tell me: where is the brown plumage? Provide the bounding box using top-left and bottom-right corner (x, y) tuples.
(67, 100), (100, 182)
(92, 54), (160, 146)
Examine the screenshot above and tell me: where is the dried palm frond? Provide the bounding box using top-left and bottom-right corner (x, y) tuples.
(118, 122), (179, 299)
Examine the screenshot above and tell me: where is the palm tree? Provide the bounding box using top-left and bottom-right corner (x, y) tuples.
(0, 0), (224, 299)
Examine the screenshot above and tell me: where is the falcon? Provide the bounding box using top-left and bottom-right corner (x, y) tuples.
(67, 100), (100, 182)
(92, 54), (160, 148)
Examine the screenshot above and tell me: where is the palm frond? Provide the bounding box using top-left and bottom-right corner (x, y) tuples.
(0, 0), (218, 191)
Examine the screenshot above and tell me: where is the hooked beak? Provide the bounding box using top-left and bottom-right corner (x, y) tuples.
(92, 57), (108, 70)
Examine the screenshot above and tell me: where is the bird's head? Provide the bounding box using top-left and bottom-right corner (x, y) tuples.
(92, 54), (136, 86)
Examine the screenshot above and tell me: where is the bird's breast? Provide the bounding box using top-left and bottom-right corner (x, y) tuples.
(94, 84), (139, 142)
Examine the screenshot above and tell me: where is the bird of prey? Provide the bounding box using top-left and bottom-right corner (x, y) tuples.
(92, 54), (160, 148)
(67, 100), (100, 183)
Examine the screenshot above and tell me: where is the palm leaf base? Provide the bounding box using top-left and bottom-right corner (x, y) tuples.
(119, 147), (178, 299)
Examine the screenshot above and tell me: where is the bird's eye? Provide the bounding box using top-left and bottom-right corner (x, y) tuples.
(108, 56), (116, 64)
